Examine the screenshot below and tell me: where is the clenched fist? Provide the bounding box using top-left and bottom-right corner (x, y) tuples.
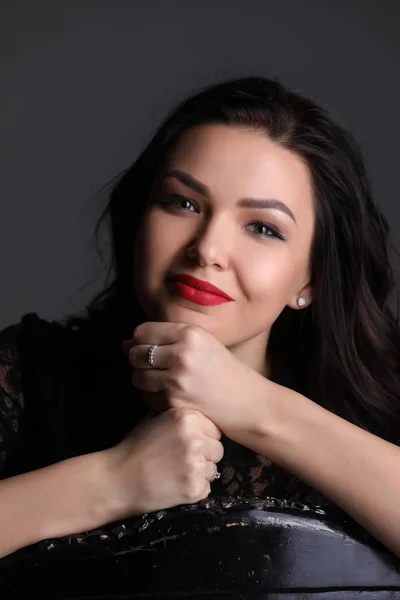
(106, 407), (224, 518)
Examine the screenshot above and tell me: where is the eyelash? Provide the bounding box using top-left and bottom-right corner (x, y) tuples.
(157, 194), (285, 241)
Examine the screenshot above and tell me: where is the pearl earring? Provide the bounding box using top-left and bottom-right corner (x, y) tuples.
(297, 297), (307, 308)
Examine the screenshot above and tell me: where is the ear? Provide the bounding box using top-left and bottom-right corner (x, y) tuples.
(288, 282), (313, 310)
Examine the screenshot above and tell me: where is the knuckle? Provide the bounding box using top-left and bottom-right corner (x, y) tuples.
(186, 437), (204, 455)
(166, 371), (187, 395)
(177, 424), (195, 447)
(171, 409), (197, 438)
(170, 406), (196, 423)
(181, 325), (201, 346)
(172, 348), (189, 369)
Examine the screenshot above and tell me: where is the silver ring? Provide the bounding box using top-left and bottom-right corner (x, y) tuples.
(209, 462), (221, 483)
(148, 344), (158, 368)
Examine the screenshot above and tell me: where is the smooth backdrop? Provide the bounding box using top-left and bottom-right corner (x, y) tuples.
(1, 0), (399, 329)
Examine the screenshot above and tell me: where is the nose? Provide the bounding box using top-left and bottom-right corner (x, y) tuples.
(186, 214), (233, 269)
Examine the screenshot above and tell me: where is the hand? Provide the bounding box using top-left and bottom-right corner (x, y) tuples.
(121, 321), (269, 438)
(106, 408), (224, 518)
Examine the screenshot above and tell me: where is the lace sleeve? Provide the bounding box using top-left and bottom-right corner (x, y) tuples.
(0, 324), (24, 475)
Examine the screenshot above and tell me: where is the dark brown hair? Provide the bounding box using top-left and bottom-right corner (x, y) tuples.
(68, 76), (400, 444)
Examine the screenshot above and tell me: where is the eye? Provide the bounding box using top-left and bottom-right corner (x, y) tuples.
(247, 221), (285, 241)
(155, 196), (285, 241)
(157, 194), (198, 212)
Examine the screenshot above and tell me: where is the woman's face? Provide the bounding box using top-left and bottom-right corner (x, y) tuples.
(134, 124), (315, 374)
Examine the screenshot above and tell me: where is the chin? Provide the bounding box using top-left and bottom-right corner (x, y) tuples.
(160, 302), (220, 330)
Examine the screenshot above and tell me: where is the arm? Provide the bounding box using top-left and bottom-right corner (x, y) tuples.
(0, 321), (129, 559)
(237, 380), (400, 558)
(0, 408), (224, 560)
(0, 450), (115, 559)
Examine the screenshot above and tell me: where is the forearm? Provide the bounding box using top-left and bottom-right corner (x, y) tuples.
(0, 451), (114, 559)
(242, 382), (400, 557)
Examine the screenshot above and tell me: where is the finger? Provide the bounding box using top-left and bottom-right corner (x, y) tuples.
(131, 369), (165, 393)
(133, 321), (189, 345)
(129, 344), (172, 370)
(204, 460), (221, 483)
(195, 414), (222, 440)
(204, 438), (225, 464)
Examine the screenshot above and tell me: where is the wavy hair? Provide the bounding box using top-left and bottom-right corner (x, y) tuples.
(67, 76), (400, 444)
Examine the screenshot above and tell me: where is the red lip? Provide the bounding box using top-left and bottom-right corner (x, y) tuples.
(170, 274), (233, 301)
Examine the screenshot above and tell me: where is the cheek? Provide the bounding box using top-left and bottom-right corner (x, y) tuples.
(240, 248), (296, 301)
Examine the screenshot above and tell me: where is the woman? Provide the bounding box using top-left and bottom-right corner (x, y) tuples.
(1, 75), (400, 560)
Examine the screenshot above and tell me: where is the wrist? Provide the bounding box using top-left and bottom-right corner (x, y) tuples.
(34, 451), (131, 543)
(255, 382), (325, 467)
(230, 377), (299, 462)
(72, 450), (125, 530)
(225, 373), (277, 448)
(99, 444), (142, 523)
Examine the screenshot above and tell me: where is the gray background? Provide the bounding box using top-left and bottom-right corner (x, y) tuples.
(1, 0), (399, 330)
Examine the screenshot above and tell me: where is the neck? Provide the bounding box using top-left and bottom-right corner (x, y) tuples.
(228, 330), (271, 379)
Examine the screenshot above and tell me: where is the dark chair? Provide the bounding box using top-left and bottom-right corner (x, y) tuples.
(1, 496), (400, 599)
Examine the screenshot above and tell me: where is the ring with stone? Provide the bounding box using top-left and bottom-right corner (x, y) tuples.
(210, 462), (221, 482)
(148, 344), (158, 368)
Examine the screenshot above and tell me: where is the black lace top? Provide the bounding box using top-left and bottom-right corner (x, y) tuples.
(0, 313), (335, 508)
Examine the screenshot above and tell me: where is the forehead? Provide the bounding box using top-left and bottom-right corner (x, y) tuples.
(162, 124), (315, 225)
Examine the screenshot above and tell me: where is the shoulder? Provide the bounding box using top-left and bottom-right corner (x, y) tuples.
(0, 320), (23, 376)
(0, 313), (76, 385)
(0, 316), (31, 473)
(0, 313), (75, 351)
(0, 313), (79, 472)
(0, 316), (33, 417)
(0, 313), (61, 417)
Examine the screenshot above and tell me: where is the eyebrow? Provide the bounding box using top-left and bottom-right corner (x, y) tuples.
(161, 169), (297, 225)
